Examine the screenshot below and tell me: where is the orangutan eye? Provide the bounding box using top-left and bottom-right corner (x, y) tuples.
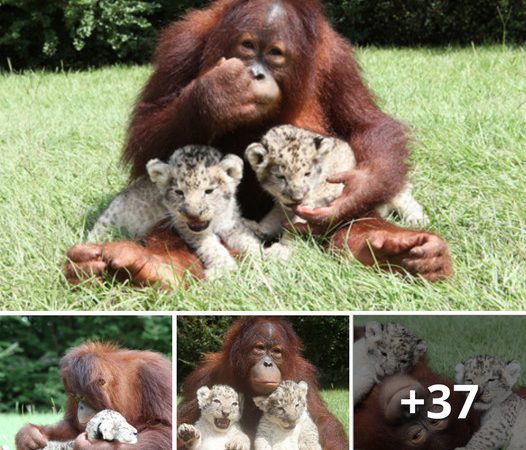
(268, 47), (283, 56)
(242, 40), (255, 50)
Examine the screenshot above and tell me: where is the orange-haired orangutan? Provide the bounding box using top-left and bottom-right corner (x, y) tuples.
(15, 343), (172, 450)
(177, 317), (348, 450)
(64, 0), (452, 287)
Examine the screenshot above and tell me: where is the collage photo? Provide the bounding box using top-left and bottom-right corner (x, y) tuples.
(1, 0), (524, 449)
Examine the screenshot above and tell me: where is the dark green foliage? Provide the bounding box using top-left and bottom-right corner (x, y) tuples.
(177, 316), (349, 391)
(327, 0), (526, 46)
(0, 316), (171, 413)
(1, 0), (525, 70)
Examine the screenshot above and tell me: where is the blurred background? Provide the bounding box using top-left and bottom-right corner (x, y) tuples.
(1, 0), (525, 70)
(0, 315), (172, 413)
(177, 315), (349, 390)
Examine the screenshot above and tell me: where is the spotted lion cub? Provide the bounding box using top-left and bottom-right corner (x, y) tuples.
(89, 146), (264, 279)
(353, 321), (427, 405)
(178, 385), (250, 450)
(455, 355), (526, 450)
(245, 125), (428, 250)
(253, 380), (321, 450)
(43, 409), (137, 450)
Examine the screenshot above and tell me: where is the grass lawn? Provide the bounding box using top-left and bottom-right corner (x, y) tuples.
(0, 412), (61, 449)
(321, 389), (350, 434)
(0, 46), (524, 310)
(354, 315), (526, 385)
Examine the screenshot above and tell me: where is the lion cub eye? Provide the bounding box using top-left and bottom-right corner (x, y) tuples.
(213, 399), (221, 404)
(174, 190), (184, 196)
(232, 402), (238, 406)
(305, 171), (311, 177)
(205, 188), (215, 195)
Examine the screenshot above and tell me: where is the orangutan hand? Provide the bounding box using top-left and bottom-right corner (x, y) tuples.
(63, 241), (183, 288)
(293, 169), (372, 227)
(332, 225), (453, 282)
(15, 424), (48, 450)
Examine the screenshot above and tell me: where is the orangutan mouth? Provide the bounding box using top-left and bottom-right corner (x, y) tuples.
(214, 418), (231, 429)
(187, 221), (210, 232)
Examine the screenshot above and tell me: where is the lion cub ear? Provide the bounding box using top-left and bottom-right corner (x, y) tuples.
(252, 396), (268, 411)
(505, 360), (521, 386)
(313, 135), (332, 156)
(220, 154), (244, 182)
(147, 159), (172, 187)
(454, 362), (465, 385)
(245, 143), (269, 171)
(196, 386), (211, 409)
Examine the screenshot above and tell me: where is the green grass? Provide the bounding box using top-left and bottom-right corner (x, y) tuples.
(1, 46), (525, 310)
(321, 389), (349, 434)
(354, 316), (526, 385)
(0, 412), (61, 449)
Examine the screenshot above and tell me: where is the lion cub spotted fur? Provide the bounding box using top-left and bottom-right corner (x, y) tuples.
(43, 409), (137, 450)
(253, 380), (321, 450)
(353, 321), (427, 405)
(455, 355), (526, 450)
(178, 385), (250, 450)
(245, 125), (428, 250)
(89, 146), (264, 278)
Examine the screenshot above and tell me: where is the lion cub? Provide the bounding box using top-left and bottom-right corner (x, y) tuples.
(253, 380), (321, 450)
(88, 146), (264, 278)
(455, 355), (526, 450)
(353, 321), (427, 405)
(245, 125), (428, 245)
(178, 385), (250, 450)
(43, 410), (137, 450)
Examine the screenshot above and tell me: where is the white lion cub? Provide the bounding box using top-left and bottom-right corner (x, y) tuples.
(245, 125), (429, 248)
(43, 409), (137, 450)
(89, 145), (264, 278)
(353, 321), (427, 405)
(455, 355), (526, 450)
(177, 385), (250, 450)
(253, 380), (321, 450)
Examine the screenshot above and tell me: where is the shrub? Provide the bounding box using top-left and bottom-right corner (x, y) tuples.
(176, 316), (349, 390)
(1, 1), (524, 68)
(0, 316), (171, 412)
